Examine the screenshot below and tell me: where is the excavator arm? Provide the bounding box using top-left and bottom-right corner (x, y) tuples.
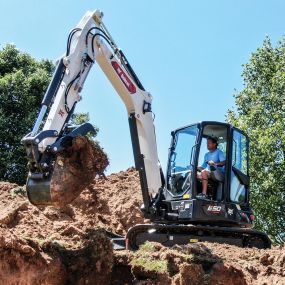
(22, 10), (163, 214)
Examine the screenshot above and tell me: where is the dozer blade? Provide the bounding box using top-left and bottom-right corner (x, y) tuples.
(26, 136), (109, 207)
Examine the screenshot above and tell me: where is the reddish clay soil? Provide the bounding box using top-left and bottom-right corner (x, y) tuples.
(113, 241), (285, 285)
(0, 168), (284, 285)
(50, 136), (109, 207)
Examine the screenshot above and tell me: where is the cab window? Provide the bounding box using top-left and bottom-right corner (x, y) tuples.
(167, 125), (198, 195)
(230, 130), (249, 203)
(232, 131), (248, 175)
(198, 125), (228, 167)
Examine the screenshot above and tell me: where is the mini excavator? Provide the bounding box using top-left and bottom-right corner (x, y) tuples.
(22, 10), (271, 250)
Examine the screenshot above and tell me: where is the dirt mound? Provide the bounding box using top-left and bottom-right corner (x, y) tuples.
(0, 226), (112, 285)
(0, 167), (144, 247)
(0, 168), (284, 284)
(0, 168), (144, 284)
(113, 242), (285, 285)
(91, 167), (145, 234)
(0, 227), (65, 285)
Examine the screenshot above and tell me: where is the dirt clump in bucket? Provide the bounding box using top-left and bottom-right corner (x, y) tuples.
(50, 136), (109, 207)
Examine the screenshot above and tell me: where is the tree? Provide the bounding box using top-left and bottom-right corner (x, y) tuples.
(70, 112), (99, 137)
(0, 45), (98, 185)
(227, 38), (285, 243)
(0, 44), (54, 185)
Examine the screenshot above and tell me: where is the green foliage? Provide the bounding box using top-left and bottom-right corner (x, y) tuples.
(10, 186), (27, 197)
(70, 112), (99, 138)
(138, 241), (157, 253)
(130, 242), (167, 273)
(227, 37), (285, 244)
(0, 44), (54, 185)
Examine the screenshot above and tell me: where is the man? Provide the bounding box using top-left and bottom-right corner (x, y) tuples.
(197, 137), (226, 199)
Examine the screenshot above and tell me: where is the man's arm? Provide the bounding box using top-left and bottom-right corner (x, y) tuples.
(216, 149), (226, 166)
(214, 160), (226, 166)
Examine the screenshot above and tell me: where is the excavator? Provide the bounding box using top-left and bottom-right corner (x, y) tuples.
(22, 10), (271, 250)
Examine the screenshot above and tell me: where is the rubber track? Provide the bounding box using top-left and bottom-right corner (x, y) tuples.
(126, 223), (271, 250)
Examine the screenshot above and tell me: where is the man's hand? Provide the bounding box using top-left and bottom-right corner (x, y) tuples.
(207, 160), (216, 166)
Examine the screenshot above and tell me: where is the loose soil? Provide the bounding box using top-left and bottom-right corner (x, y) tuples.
(113, 241), (285, 285)
(0, 168), (284, 284)
(50, 136), (109, 207)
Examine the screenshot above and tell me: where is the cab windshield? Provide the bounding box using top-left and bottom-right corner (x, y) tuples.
(167, 125), (198, 196)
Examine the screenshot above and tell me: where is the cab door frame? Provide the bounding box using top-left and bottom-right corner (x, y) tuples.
(195, 121), (231, 201)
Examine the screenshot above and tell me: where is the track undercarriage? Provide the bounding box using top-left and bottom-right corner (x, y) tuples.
(125, 223), (271, 250)
(107, 223), (271, 250)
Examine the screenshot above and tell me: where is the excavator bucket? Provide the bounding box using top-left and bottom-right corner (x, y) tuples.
(27, 136), (109, 207)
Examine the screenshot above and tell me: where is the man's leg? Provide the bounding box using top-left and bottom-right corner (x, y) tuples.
(201, 170), (210, 195)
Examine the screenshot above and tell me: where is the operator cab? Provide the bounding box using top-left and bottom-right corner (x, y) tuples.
(165, 121), (249, 206)
(133, 121), (270, 249)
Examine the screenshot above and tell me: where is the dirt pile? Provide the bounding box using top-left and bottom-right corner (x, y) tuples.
(0, 169), (284, 284)
(0, 227), (112, 285)
(0, 167), (144, 284)
(0, 179), (119, 285)
(113, 241), (285, 285)
(0, 166), (144, 246)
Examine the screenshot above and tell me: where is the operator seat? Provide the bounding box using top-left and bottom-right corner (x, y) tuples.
(208, 166), (224, 201)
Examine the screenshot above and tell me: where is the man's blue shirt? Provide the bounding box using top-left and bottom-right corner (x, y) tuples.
(201, 149), (226, 172)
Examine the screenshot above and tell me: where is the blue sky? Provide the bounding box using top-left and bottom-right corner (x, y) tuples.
(0, 1), (284, 174)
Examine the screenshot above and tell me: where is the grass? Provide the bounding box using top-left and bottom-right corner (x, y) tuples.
(138, 241), (156, 253)
(129, 242), (168, 273)
(130, 257), (167, 274)
(23, 234), (70, 250)
(10, 186), (27, 198)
